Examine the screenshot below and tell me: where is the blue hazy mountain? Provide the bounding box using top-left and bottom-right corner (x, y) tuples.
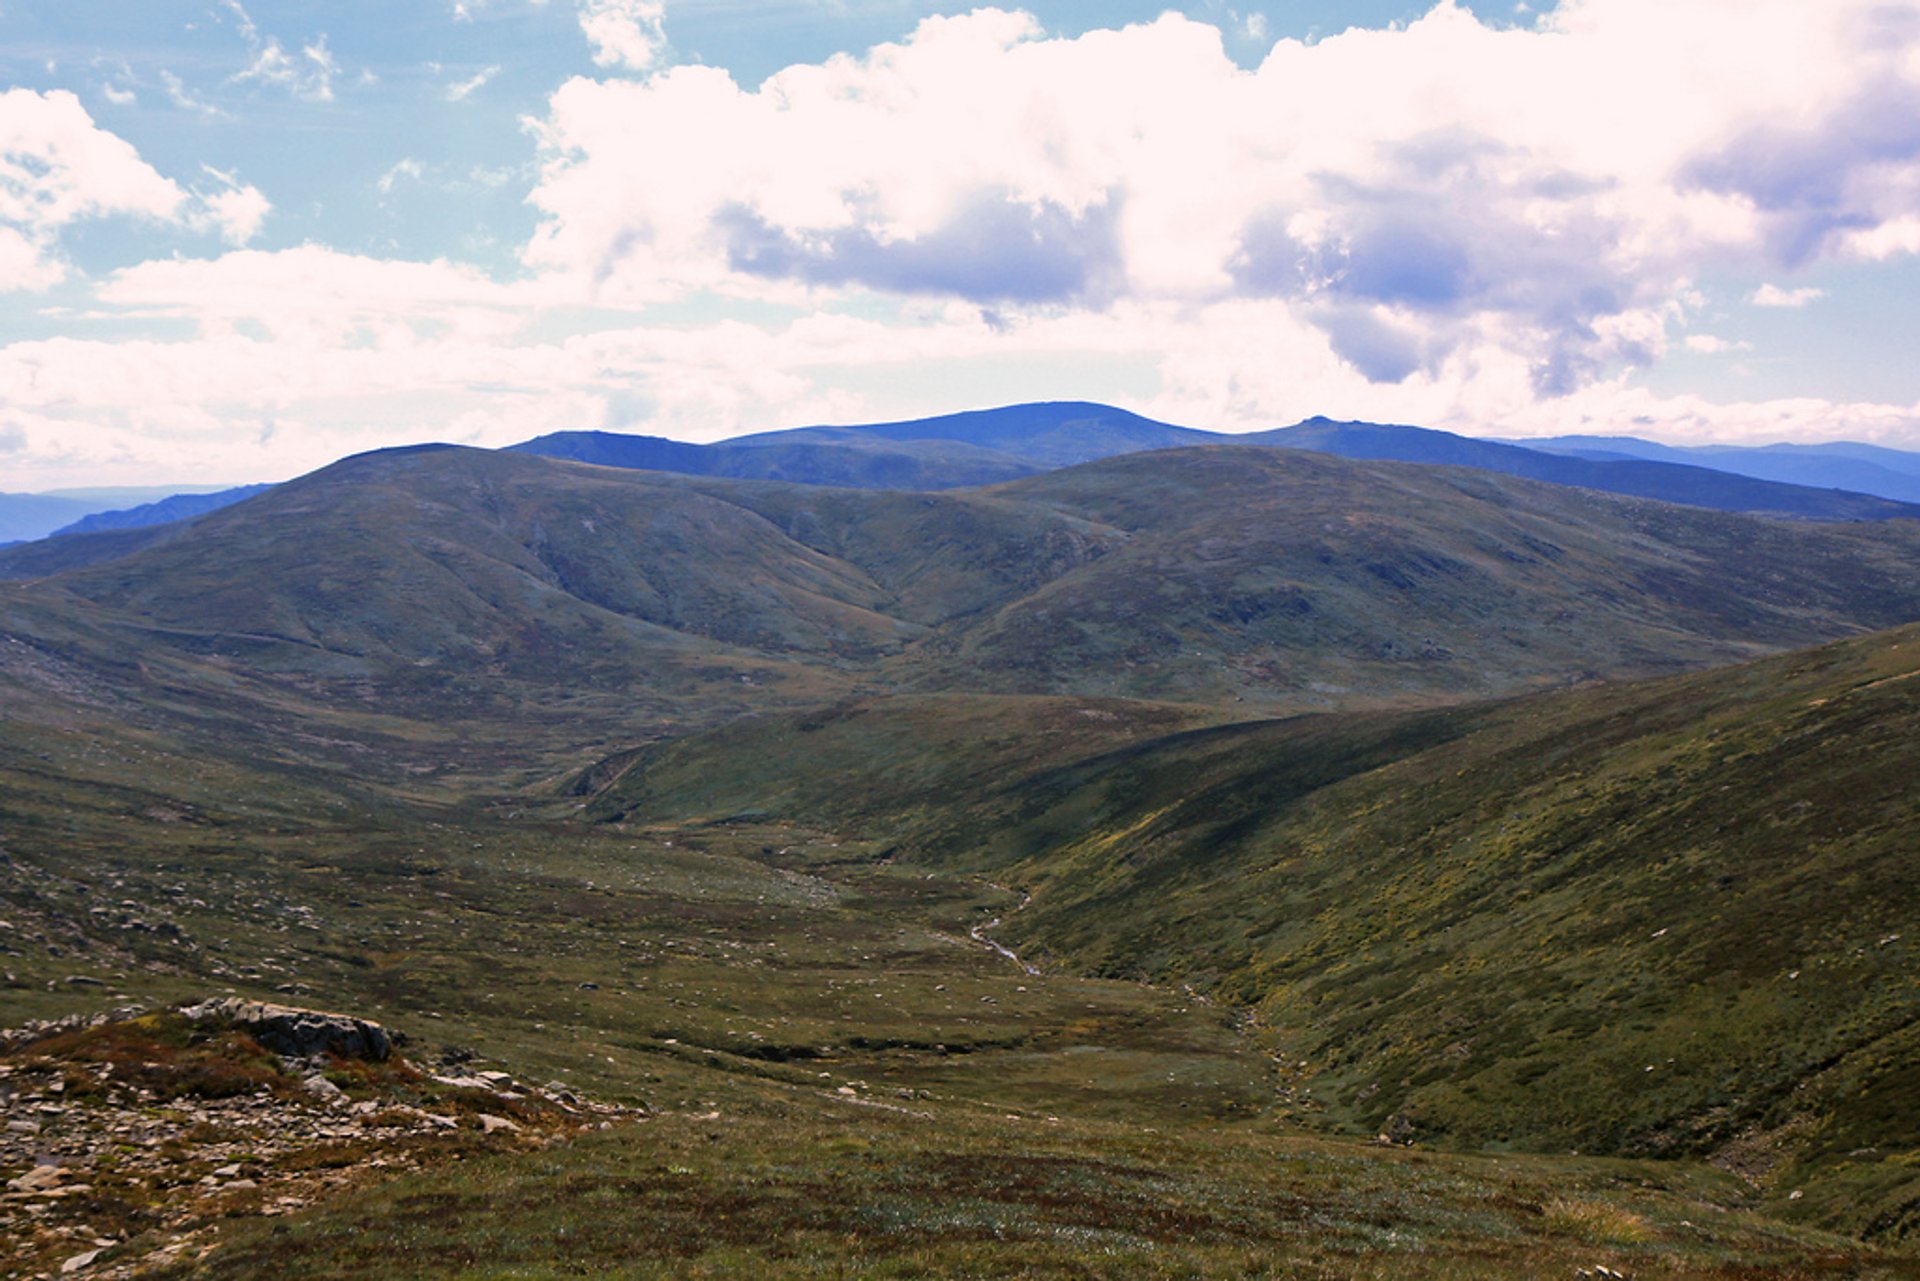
(514, 403), (1920, 521)
(1248, 418), (1920, 520)
(505, 429), (1036, 490)
(726, 401), (1215, 467)
(50, 485), (273, 537)
(1506, 434), (1920, 504)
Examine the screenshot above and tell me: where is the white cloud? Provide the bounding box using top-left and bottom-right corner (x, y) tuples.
(524, 1), (1920, 401)
(223, 1), (340, 102)
(194, 166), (271, 245)
(232, 35), (339, 101)
(101, 83), (137, 107)
(1682, 334), (1750, 354)
(0, 225), (63, 292)
(378, 158), (425, 196)
(446, 65), (501, 102)
(0, 89), (188, 291)
(159, 69), (224, 117)
(13, 1), (1920, 487)
(578, 0), (668, 71)
(1750, 283), (1825, 308)
(1842, 215), (1920, 260)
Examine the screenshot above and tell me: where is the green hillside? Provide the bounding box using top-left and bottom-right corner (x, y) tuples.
(10, 438), (1920, 1268)
(16, 443), (1920, 749)
(590, 624), (1920, 1239)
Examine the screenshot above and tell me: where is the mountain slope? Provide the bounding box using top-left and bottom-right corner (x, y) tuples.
(48, 484), (273, 537)
(589, 623), (1920, 1240)
(0, 492), (104, 544)
(1512, 434), (1920, 503)
(1256, 418), (1920, 520)
(14, 444), (1920, 745)
(508, 430), (1036, 490)
(902, 447), (1920, 704)
(511, 401), (1920, 520)
(727, 400), (1216, 468)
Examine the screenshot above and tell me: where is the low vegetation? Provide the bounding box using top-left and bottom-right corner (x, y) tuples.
(5, 441), (1920, 1273)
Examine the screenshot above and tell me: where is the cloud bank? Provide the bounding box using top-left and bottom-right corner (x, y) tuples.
(7, 0), (1920, 486)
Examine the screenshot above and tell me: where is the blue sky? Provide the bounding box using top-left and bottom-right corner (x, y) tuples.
(3, 0), (1918, 487)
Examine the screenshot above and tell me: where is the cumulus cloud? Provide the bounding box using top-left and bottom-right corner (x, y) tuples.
(194, 167), (271, 245)
(1750, 283), (1825, 308)
(578, 0), (668, 71)
(0, 89), (187, 290)
(1682, 334), (1750, 354)
(13, 0), (1920, 487)
(524, 0), (1920, 402)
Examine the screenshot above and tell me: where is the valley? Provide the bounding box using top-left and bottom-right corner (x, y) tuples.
(4, 431), (1920, 1275)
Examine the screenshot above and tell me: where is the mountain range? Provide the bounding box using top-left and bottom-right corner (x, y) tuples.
(510, 401), (1920, 521)
(12, 401), (1920, 562)
(5, 403), (1920, 1272)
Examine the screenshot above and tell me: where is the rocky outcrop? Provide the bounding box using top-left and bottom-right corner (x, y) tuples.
(179, 998), (393, 1062)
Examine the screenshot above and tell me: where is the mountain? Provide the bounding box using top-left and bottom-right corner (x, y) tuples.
(1254, 418), (1920, 520)
(509, 401), (1204, 488)
(507, 429), (1038, 490)
(0, 492), (107, 544)
(47, 484), (273, 537)
(587, 621), (1920, 1239)
(1509, 434), (1920, 504)
(726, 400), (1217, 468)
(517, 401), (1920, 521)
(0, 485), (247, 544)
(14, 444), (1920, 774)
(12, 433), (1920, 1266)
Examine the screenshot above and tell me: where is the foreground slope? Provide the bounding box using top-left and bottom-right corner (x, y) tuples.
(593, 623), (1920, 1240)
(3, 695), (1915, 1277)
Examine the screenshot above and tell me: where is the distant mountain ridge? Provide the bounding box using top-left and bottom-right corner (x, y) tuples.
(1250, 417), (1920, 521)
(11, 442), (1920, 759)
(50, 484), (272, 537)
(1505, 433), (1920, 504)
(727, 401), (1215, 467)
(511, 401), (1920, 522)
(505, 429), (1034, 490)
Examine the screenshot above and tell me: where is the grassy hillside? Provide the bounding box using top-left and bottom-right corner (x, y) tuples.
(923, 447), (1920, 703)
(12, 441), (1920, 786)
(11, 438), (1920, 1268)
(4, 696), (1915, 1277)
(590, 624), (1920, 1240)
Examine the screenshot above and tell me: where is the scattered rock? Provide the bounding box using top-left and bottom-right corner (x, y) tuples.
(60, 1248), (102, 1274)
(476, 1113), (521, 1134)
(302, 1073), (348, 1105)
(8, 1163), (71, 1193)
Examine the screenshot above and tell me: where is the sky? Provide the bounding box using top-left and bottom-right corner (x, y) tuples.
(5, 0), (1920, 489)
